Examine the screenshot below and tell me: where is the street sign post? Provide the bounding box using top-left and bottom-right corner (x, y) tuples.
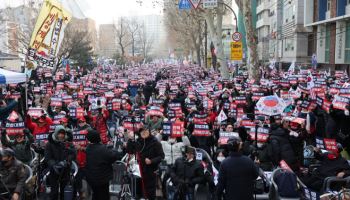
(203, 0), (217, 8)
(231, 42), (243, 61)
(179, 0), (192, 10)
(189, 0), (202, 9)
(232, 32), (242, 42)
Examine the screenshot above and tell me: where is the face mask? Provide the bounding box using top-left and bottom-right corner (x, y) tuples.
(78, 123), (85, 127)
(345, 110), (349, 116)
(257, 143), (264, 148)
(217, 156), (225, 162)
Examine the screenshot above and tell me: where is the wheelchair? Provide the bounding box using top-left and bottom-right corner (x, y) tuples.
(269, 168), (306, 200)
(41, 161), (79, 199)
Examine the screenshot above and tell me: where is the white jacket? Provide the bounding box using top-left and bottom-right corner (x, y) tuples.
(161, 141), (184, 165)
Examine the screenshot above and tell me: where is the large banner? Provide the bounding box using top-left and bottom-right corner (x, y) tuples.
(27, 0), (72, 69)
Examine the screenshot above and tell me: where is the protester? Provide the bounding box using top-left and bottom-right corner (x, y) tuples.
(1, 129), (34, 164)
(0, 148), (27, 200)
(169, 146), (205, 200)
(0, 99), (18, 121)
(127, 128), (165, 200)
(45, 125), (76, 199)
(217, 137), (259, 200)
(85, 129), (122, 200)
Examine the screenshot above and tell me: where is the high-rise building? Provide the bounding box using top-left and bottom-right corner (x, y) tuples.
(131, 15), (168, 57)
(69, 18), (98, 52)
(98, 24), (117, 58)
(304, 0), (350, 71)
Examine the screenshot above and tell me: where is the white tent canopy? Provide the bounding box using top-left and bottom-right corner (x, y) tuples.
(0, 68), (26, 84)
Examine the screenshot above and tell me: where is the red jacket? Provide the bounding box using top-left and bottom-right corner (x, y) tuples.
(25, 116), (53, 141)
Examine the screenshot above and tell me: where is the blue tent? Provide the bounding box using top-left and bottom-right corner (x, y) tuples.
(0, 68), (26, 84)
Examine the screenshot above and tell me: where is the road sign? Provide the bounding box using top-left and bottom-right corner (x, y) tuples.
(189, 0), (202, 9)
(203, 0), (217, 8)
(231, 42), (243, 61)
(179, 0), (191, 10)
(232, 32), (242, 42)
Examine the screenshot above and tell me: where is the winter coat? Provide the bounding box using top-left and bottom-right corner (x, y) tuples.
(217, 152), (259, 200)
(127, 135), (164, 197)
(313, 153), (350, 179)
(169, 157), (205, 188)
(0, 159), (27, 195)
(268, 124), (298, 170)
(25, 116), (53, 141)
(44, 126), (76, 169)
(161, 141), (184, 165)
(1, 132), (34, 164)
(85, 143), (121, 186)
(0, 100), (17, 121)
(145, 116), (163, 131)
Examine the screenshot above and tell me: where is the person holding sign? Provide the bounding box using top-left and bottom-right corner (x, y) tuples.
(25, 112), (53, 141)
(300, 145), (350, 192)
(1, 129), (34, 165)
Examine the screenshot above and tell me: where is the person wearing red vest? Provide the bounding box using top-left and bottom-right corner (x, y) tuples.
(72, 117), (90, 199)
(88, 108), (109, 144)
(25, 114), (53, 142)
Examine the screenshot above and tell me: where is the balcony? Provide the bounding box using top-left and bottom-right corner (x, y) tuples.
(256, 1), (269, 14)
(256, 18), (270, 28)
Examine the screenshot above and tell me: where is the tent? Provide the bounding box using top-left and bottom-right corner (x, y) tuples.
(0, 68), (26, 84)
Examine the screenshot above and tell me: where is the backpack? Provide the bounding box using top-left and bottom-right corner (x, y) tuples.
(274, 170), (299, 198)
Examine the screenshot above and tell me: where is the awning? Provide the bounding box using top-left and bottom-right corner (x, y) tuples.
(0, 68), (26, 84)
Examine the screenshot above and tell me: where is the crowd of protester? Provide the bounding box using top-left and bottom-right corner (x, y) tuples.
(0, 63), (349, 200)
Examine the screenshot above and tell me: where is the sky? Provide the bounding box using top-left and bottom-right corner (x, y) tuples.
(0, 0), (238, 25)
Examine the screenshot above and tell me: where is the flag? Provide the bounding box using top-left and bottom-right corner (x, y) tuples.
(65, 59), (70, 74)
(307, 70), (315, 89)
(288, 61), (295, 75)
(217, 109), (228, 123)
(27, 0), (72, 69)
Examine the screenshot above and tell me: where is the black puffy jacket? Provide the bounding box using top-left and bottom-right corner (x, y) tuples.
(85, 143), (121, 186)
(44, 132), (76, 173)
(268, 124), (298, 170)
(169, 157), (205, 187)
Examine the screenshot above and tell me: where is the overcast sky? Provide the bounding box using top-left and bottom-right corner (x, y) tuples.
(0, 0), (238, 25)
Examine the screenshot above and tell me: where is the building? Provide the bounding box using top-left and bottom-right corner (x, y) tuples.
(98, 24), (117, 58)
(70, 18), (98, 53)
(238, 0), (311, 67)
(132, 15), (168, 57)
(0, 5), (37, 56)
(304, 0), (350, 71)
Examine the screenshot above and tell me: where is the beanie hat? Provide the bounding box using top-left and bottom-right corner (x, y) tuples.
(1, 148), (15, 157)
(87, 129), (101, 144)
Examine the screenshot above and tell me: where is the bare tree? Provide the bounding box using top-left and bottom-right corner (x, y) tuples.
(164, 3), (204, 66)
(128, 18), (139, 57)
(138, 23), (154, 60)
(113, 17), (132, 61)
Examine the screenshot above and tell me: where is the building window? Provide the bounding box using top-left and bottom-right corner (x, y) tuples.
(345, 21), (350, 63)
(327, 0), (331, 11)
(325, 25), (331, 63)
